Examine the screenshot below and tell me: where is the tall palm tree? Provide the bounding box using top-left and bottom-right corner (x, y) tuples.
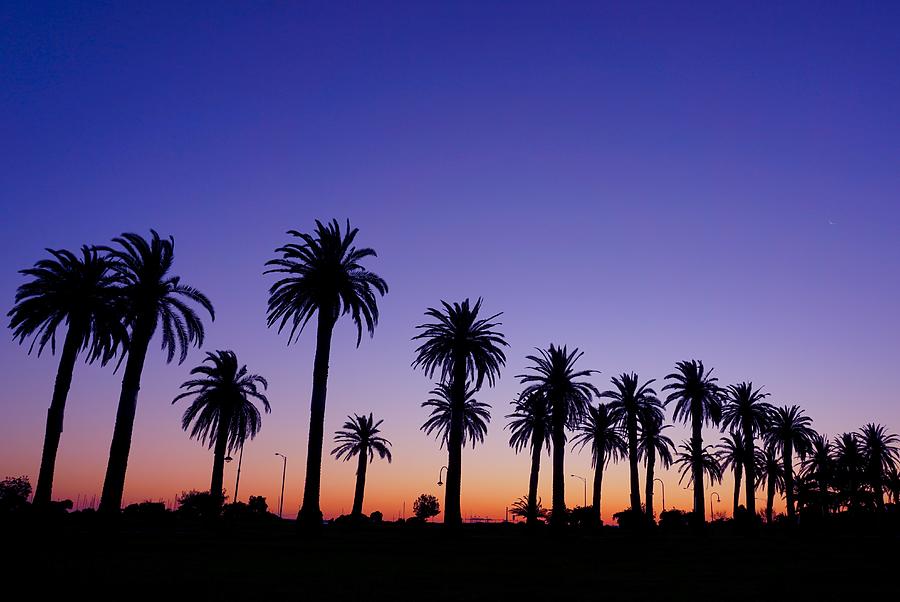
(8, 246), (125, 506)
(506, 391), (551, 525)
(637, 412), (675, 520)
(412, 298), (507, 526)
(673, 440), (723, 508)
(172, 350), (270, 500)
(331, 413), (392, 517)
(859, 423), (899, 511)
(265, 219), (387, 527)
(663, 360), (722, 523)
(716, 431), (751, 516)
(833, 432), (866, 511)
(571, 402), (626, 523)
(601, 372), (662, 514)
(801, 434), (833, 514)
(99, 231), (214, 513)
(517, 345), (599, 526)
(758, 444), (784, 523)
(721, 382), (772, 516)
(764, 405), (816, 520)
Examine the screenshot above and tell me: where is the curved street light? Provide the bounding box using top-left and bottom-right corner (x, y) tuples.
(709, 491), (721, 521)
(653, 478), (666, 511)
(437, 465), (448, 486)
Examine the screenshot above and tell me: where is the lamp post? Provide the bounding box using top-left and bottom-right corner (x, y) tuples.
(654, 478), (666, 511)
(709, 491), (721, 521)
(437, 465), (448, 486)
(233, 441), (245, 504)
(275, 452), (287, 519)
(570, 474), (587, 507)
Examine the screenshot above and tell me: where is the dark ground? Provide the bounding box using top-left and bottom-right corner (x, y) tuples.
(4, 519), (897, 600)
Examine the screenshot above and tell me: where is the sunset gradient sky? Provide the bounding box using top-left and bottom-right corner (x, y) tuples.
(2, 1), (899, 520)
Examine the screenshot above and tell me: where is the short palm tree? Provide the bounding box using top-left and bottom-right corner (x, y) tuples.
(601, 372), (662, 514)
(506, 391), (551, 525)
(571, 402), (626, 523)
(663, 360), (723, 523)
(758, 444), (784, 523)
(99, 231), (214, 513)
(674, 440), (723, 501)
(509, 495), (549, 522)
(859, 423), (899, 511)
(716, 431), (752, 516)
(721, 381), (772, 516)
(832, 432), (866, 511)
(8, 246), (125, 506)
(638, 412), (675, 519)
(265, 219), (387, 527)
(517, 345), (599, 526)
(173, 350), (270, 500)
(412, 298), (507, 526)
(764, 405), (816, 520)
(331, 413), (392, 517)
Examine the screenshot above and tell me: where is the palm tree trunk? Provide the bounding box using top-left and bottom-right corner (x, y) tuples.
(744, 427), (756, 516)
(298, 308), (336, 528)
(766, 474), (775, 523)
(627, 410), (641, 514)
(645, 448), (656, 520)
(526, 425), (543, 525)
(443, 358), (466, 526)
(99, 322), (152, 513)
(691, 410), (705, 523)
(733, 465), (742, 517)
(33, 325), (81, 506)
(209, 406), (231, 501)
(550, 405), (567, 527)
(592, 447), (605, 523)
(351, 450), (367, 517)
(783, 442), (795, 520)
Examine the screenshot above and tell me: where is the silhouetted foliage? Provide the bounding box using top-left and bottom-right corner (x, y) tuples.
(331, 413), (392, 517)
(177, 490), (223, 519)
(506, 391), (551, 525)
(123, 501), (168, 521)
(765, 405), (816, 520)
(638, 412), (675, 520)
(674, 439), (723, 488)
(413, 494), (440, 521)
(510, 495), (549, 522)
(721, 381), (772, 517)
(859, 423), (899, 511)
(0, 475), (32, 512)
(571, 402), (625, 524)
(421, 383), (490, 447)
(612, 507), (646, 529)
(658, 508), (689, 530)
(757, 444), (784, 523)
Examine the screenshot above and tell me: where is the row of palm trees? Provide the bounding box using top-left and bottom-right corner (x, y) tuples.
(10, 221), (899, 530)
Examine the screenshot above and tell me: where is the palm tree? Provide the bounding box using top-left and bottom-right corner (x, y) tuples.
(421, 382), (491, 448)
(505, 391), (551, 525)
(172, 350), (270, 501)
(510, 495), (549, 522)
(884, 468), (900, 506)
(801, 433), (834, 514)
(601, 372), (662, 514)
(571, 402), (626, 523)
(8, 246), (125, 506)
(412, 298), (507, 526)
(833, 432), (866, 511)
(859, 423), (899, 511)
(758, 444), (784, 523)
(331, 413), (392, 517)
(638, 412), (675, 520)
(663, 360), (722, 523)
(673, 440), (723, 505)
(99, 231), (214, 513)
(517, 345), (599, 526)
(716, 431), (751, 516)
(721, 382), (772, 517)
(265, 219), (387, 527)
(764, 405), (816, 520)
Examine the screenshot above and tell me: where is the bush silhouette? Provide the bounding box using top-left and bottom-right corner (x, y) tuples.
(413, 494), (440, 521)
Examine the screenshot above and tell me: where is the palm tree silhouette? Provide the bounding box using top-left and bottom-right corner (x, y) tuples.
(421, 383), (491, 448)
(858, 423), (899, 511)
(8, 246), (126, 506)
(757, 444), (784, 523)
(663, 360), (722, 523)
(571, 402), (626, 523)
(673, 440), (723, 509)
(638, 412), (675, 520)
(412, 298), (506, 526)
(510, 495), (549, 522)
(884, 468), (900, 506)
(172, 350), (270, 501)
(506, 391), (551, 525)
(801, 433), (834, 515)
(721, 382), (772, 517)
(331, 413), (392, 517)
(833, 432), (866, 511)
(265, 220), (387, 528)
(98, 231), (214, 513)
(764, 405), (816, 520)
(517, 345), (599, 526)
(716, 432), (752, 516)
(601, 372), (662, 515)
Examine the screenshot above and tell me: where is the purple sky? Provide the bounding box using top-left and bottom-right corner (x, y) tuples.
(1, 1), (899, 518)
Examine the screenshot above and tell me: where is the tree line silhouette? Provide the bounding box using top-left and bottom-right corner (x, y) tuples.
(7, 220), (900, 530)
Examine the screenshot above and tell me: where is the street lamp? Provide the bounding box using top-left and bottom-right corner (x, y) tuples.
(233, 441), (245, 504)
(437, 465), (448, 486)
(275, 452), (287, 519)
(654, 478), (666, 511)
(709, 491), (721, 521)
(570, 474), (587, 507)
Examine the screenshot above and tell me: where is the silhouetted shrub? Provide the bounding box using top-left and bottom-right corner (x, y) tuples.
(370, 510), (383, 523)
(659, 509), (688, 530)
(568, 505), (600, 528)
(123, 501), (168, 523)
(612, 508), (648, 529)
(0, 475), (32, 512)
(177, 490), (222, 519)
(248, 495), (268, 514)
(413, 494), (440, 521)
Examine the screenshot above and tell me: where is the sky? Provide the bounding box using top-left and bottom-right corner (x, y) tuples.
(1, 1), (899, 521)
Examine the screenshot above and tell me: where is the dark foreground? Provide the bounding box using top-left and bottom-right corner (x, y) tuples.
(4, 519), (898, 600)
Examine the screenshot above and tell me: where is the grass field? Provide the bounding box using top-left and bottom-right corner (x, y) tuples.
(5, 519), (898, 600)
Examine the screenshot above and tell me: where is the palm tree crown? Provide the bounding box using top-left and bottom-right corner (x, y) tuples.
(571, 403), (626, 468)
(332, 413), (393, 463)
(506, 391), (551, 454)
(517, 345), (599, 432)
(674, 440), (723, 487)
(638, 415), (676, 470)
(721, 382), (772, 438)
(421, 382), (491, 448)
(765, 405), (816, 458)
(663, 360), (723, 430)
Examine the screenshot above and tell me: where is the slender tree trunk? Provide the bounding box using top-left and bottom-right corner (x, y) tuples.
(627, 409), (641, 514)
(351, 450), (367, 517)
(691, 409), (705, 523)
(99, 322), (152, 513)
(443, 357), (466, 526)
(783, 442), (795, 520)
(744, 425), (756, 517)
(298, 308), (336, 528)
(645, 448), (656, 520)
(766, 474), (775, 523)
(733, 464), (742, 517)
(209, 406), (232, 501)
(592, 447), (605, 523)
(526, 424), (543, 525)
(550, 403), (567, 527)
(33, 325), (82, 506)
(871, 462), (885, 511)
